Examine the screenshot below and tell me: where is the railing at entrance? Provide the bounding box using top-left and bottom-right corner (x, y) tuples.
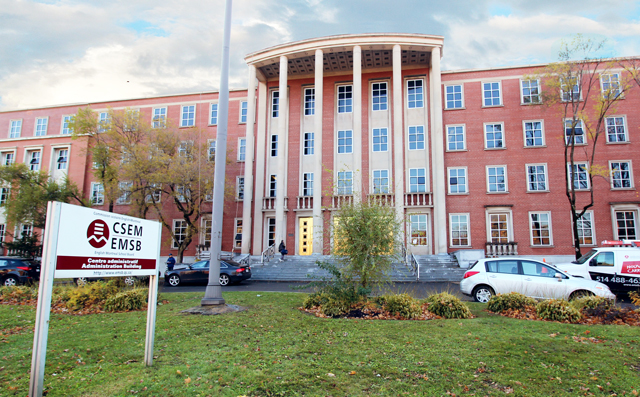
(401, 243), (420, 280)
(261, 243), (276, 264)
(485, 242), (518, 257)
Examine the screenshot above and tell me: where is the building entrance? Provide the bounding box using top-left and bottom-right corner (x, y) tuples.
(298, 217), (313, 255)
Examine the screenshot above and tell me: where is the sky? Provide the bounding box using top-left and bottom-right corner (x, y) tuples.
(1, 0), (640, 111)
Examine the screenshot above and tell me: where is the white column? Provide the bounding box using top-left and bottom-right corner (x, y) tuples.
(429, 46), (447, 254)
(241, 65), (257, 254)
(252, 80), (268, 255)
(313, 49), (324, 255)
(392, 45), (404, 223)
(353, 45), (362, 201)
(275, 55), (288, 245)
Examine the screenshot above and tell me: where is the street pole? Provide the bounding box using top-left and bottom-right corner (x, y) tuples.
(202, 0), (233, 306)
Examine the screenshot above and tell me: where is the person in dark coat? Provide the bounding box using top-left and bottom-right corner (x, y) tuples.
(278, 240), (286, 261)
(166, 253), (176, 271)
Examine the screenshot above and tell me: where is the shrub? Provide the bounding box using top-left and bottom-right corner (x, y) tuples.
(0, 285), (38, 302)
(382, 294), (422, 319)
(104, 288), (148, 312)
(629, 291), (640, 307)
(303, 292), (331, 309)
(536, 299), (581, 323)
(487, 292), (537, 313)
(570, 295), (614, 312)
(426, 292), (472, 319)
(64, 281), (119, 311)
(321, 298), (351, 317)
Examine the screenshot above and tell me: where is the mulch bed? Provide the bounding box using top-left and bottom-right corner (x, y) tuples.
(496, 306), (640, 326)
(301, 303), (442, 320)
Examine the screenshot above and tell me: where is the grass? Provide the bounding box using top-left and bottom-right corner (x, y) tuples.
(1, 291), (639, 396)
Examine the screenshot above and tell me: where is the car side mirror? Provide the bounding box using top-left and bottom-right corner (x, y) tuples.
(589, 258), (597, 267)
(555, 273), (563, 280)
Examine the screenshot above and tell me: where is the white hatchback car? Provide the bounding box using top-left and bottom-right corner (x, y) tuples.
(460, 258), (616, 303)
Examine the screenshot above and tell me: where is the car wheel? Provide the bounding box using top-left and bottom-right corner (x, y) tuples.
(472, 285), (494, 303)
(167, 274), (181, 287)
(123, 276), (136, 286)
(3, 276), (19, 287)
(219, 274), (230, 286)
(75, 277), (88, 286)
(569, 290), (594, 300)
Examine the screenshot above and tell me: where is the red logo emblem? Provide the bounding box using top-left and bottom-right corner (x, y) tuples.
(87, 220), (110, 248)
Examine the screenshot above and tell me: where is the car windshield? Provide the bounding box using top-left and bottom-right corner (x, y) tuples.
(574, 250), (597, 264)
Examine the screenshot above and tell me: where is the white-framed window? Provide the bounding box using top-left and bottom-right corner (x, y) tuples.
(267, 217), (276, 247)
(175, 185), (189, 203)
(116, 181), (132, 205)
(55, 148), (68, 170)
(201, 219), (212, 247)
(91, 182), (104, 205)
(600, 73), (621, 99)
(446, 125), (465, 151)
(146, 183), (162, 203)
(269, 175), (277, 197)
(209, 103), (218, 125)
(408, 125), (425, 150)
(565, 119), (585, 145)
(208, 140), (216, 161)
(409, 214), (428, 246)
(337, 171), (353, 195)
(610, 161), (633, 189)
(614, 209), (638, 240)
(523, 120), (544, 147)
(568, 162), (590, 190)
(372, 169), (389, 194)
(520, 79), (541, 104)
(409, 168), (426, 193)
(487, 210), (512, 243)
(239, 101), (248, 123)
(337, 130), (353, 154)
(61, 115), (73, 134)
(303, 173), (313, 196)
(407, 79), (424, 108)
(448, 167), (467, 194)
(484, 123), (504, 149)
(304, 88), (315, 116)
(177, 141), (192, 158)
(238, 138), (246, 161)
(172, 220), (187, 249)
(486, 166), (507, 193)
(445, 84), (463, 109)
(605, 116), (627, 143)
(181, 105), (195, 127)
(20, 224), (33, 238)
(526, 164), (548, 192)
(1, 151), (15, 166)
(372, 128), (388, 152)
(271, 91), (279, 118)
(152, 107), (167, 128)
(482, 81), (502, 106)
(303, 132), (314, 155)
(35, 117), (48, 136)
(530, 212), (552, 246)
(27, 150), (41, 171)
(270, 135), (278, 157)
(236, 176), (245, 200)
(0, 187), (9, 206)
(0, 224), (4, 244)
(560, 77), (580, 102)
(576, 211), (595, 246)
(372, 82), (388, 111)
(337, 85), (353, 113)
(9, 120), (22, 138)
(234, 219), (243, 249)
(98, 112), (110, 133)
(449, 213), (470, 247)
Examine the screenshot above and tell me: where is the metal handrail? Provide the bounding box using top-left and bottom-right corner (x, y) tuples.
(401, 243), (420, 279)
(261, 244), (276, 264)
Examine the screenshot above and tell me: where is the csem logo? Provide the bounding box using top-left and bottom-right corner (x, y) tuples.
(87, 220), (110, 248)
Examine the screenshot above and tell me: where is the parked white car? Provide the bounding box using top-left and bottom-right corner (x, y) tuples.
(460, 258), (616, 303)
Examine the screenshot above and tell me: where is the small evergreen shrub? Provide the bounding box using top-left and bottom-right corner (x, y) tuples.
(382, 294), (422, 319)
(303, 292), (331, 309)
(570, 296), (614, 312)
(487, 292), (537, 313)
(0, 285), (38, 302)
(536, 299), (581, 323)
(426, 292), (472, 319)
(104, 289), (148, 312)
(321, 298), (351, 317)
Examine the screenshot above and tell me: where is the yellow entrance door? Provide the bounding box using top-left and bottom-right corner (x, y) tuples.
(299, 217), (313, 255)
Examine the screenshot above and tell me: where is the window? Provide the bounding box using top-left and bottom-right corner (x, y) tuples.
(181, 105), (195, 127)
(409, 168), (426, 193)
(372, 128), (388, 152)
(372, 169), (389, 194)
(176, 185), (189, 202)
(152, 107), (167, 128)
(209, 103), (218, 125)
(524, 121), (544, 147)
(35, 117), (48, 136)
(561, 77), (580, 102)
(271, 91), (279, 117)
(270, 135), (278, 157)
(238, 138), (246, 161)
(234, 219), (243, 249)
(146, 183), (162, 203)
(237, 177), (244, 200)
(98, 112), (110, 133)
(606, 116), (627, 143)
(601, 73), (621, 99)
(482, 82), (502, 106)
(450, 214), (470, 246)
(9, 120), (22, 138)
(172, 220), (187, 249)
(91, 183), (104, 205)
(445, 84), (463, 109)
(565, 119), (585, 145)
(304, 88), (315, 116)
(0, 187), (9, 206)
(568, 162), (590, 190)
(484, 123), (504, 149)
(530, 212), (552, 246)
(267, 218), (276, 247)
(116, 181), (132, 205)
(56, 148), (68, 170)
(521, 79), (540, 104)
(409, 215), (428, 246)
(407, 80), (424, 108)
(615, 211), (637, 240)
(303, 173), (313, 196)
(178, 141), (191, 158)
(303, 132), (314, 155)
(0, 224), (4, 244)
(337, 85), (353, 113)
(240, 101), (248, 123)
(337, 171), (353, 195)
(487, 166), (507, 193)
(610, 161), (633, 189)
(489, 213), (510, 243)
(2, 152), (15, 166)
(408, 126), (425, 150)
(446, 125), (465, 151)
(576, 211), (595, 245)
(202, 219), (212, 247)
(20, 224), (32, 238)
(28, 150), (41, 171)
(526, 164), (547, 192)
(372, 82), (388, 111)
(448, 167), (467, 194)
(269, 175), (277, 197)
(337, 130), (353, 154)
(61, 115), (73, 134)
(208, 140), (216, 161)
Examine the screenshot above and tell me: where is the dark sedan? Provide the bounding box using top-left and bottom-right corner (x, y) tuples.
(164, 259), (251, 287)
(0, 257), (40, 286)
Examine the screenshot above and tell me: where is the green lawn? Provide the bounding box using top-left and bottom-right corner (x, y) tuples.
(1, 291), (638, 396)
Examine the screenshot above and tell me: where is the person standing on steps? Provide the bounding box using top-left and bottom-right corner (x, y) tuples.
(278, 240), (287, 261)
(166, 253), (176, 271)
